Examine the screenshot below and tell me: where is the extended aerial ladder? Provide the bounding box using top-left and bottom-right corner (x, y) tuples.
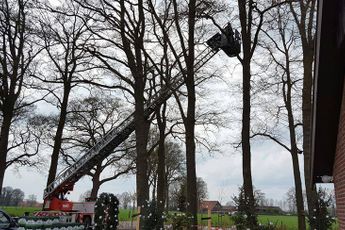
(42, 23), (241, 212)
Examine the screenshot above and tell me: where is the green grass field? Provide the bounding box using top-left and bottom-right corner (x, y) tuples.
(258, 215), (339, 230)
(0, 206), (41, 217)
(198, 212), (234, 227)
(258, 215), (300, 229)
(0, 207), (339, 229)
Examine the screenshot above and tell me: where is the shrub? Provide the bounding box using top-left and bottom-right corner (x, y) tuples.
(232, 186), (258, 229)
(141, 200), (166, 230)
(307, 188), (336, 230)
(94, 193), (119, 230)
(167, 212), (193, 230)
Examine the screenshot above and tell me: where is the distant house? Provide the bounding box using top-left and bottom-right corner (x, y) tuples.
(220, 205), (237, 214)
(199, 200), (222, 213)
(256, 206), (284, 215)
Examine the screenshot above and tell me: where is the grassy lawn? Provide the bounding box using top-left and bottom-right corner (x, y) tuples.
(1, 207), (339, 229)
(258, 215), (339, 230)
(118, 208), (137, 221)
(258, 215), (299, 229)
(198, 213), (234, 227)
(0, 206), (41, 217)
(117, 210), (340, 229)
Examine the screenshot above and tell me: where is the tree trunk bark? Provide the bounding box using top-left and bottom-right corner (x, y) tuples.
(237, 0), (257, 227)
(47, 87), (71, 186)
(0, 108), (14, 195)
(134, 76), (150, 226)
(185, 35), (198, 230)
(302, 49), (318, 219)
(285, 52), (306, 230)
(185, 70), (197, 226)
(288, 0), (318, 219)
(185, 0), (197, 228)
(157, 139), (165, 205)
(165, 183), (169, 210)
(152, 173), (157, 201)
(291, 151), (306, 230)
(242, 59), (257, 227)
(90, 163), (102, 201)
(156, 105), (166, 228)
(185, 115), (197, 227)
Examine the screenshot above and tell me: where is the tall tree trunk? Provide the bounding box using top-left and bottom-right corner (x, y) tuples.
(156, 104), (166, 228)
(302, 49), (318, 218)
(288, 99), (306, 229)
(156, 137), (165, 204)
(152, 174), (157, 201)
(0, 0), (28, 195)
(242, 59), (257, 227)
(165, 183), (169, 210)
(291, 151), (306, 230)
(47, 87), (71, 186)
(118, 1), (150, 225)
(90, 163), (102, 201)
(185, 116), (197, 227)
(285, 48), (306, 229)
(287, 105), (306, 230)
(185, 0), (197, 228)
(0, 108), (14, 195)
(288, 0), (318, 220)
(237, 0), (258, 227)
(134, 75), (150, 228)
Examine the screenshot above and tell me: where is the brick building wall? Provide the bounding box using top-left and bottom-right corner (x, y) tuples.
(334, 77), (345, 228)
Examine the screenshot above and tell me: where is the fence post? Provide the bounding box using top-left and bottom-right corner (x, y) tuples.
(136, 206), (141, 230)
(208, 208), (211, 230)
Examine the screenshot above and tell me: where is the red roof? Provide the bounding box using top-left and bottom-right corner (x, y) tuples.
(199, 201), (222, 211)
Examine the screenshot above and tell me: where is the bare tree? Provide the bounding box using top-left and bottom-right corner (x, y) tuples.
(286, 187), (297, 214)
(288, 0), (318, 222)
(147, 1), (229, 227)
(118, 192), (132, 209)
(197, 177), (208, 204)
(34, 1), (93, 187)
(170, 176), (208, 212)
(0, 0), (43, 193)
(59, 2), (230, 228)
(164, 142), (185, 209)
(148, 140), (185, 192)
(236, 0), (264, 226)
(253, 4), (306, 229)
(5, 112), (43, 170)
(26, 194), (37, 207)
(72, 2), (155, 224)
(63, 94), (136, 200)
(235, 1), (289, 228)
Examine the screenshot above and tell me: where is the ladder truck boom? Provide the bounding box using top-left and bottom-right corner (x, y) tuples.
(43, 23), (241, 206)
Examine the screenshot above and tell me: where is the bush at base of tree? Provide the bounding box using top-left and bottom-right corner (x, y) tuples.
(94, 193), (119, 230)
(232, 186), (258, 230)
(140, 200), (166, 230)
(307, 188), (336, 230)
(167, 212), (193, 230)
